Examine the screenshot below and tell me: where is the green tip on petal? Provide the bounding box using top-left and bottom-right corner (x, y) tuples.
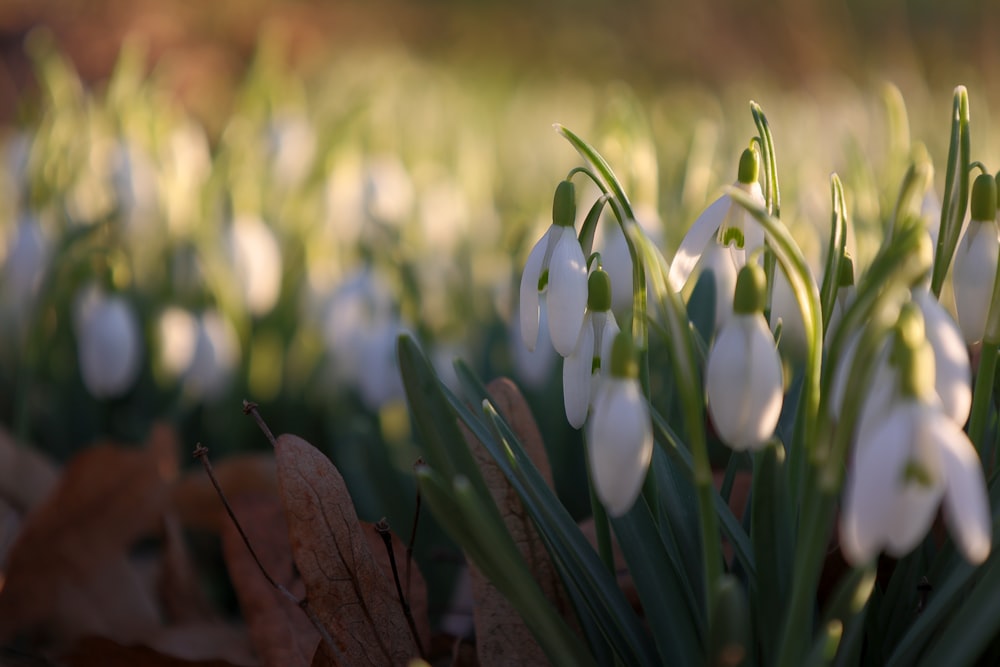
(553, 180), (577, 227)
(895, 301), (926, 350)
(971, 172), (997, 222)
(733, 263), (767, 315)
(738, 148), (759, 185)
(609, 331), (639, 379)
(894, 302), (935, 399)
(588, 269), (612, 311)
(838, 254), (855, 287)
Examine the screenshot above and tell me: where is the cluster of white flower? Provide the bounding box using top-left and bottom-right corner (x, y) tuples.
(520, 143), (993, 567)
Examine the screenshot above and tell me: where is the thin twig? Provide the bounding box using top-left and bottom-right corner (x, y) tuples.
(407, 458), (425, 596)
(193, 443), (345, 663)
(242, 399), (278, 447)
(376, 518), (426, 658)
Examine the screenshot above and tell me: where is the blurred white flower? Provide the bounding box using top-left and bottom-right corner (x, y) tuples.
(840, 397), (990, 566)
(587, 332), (652, 517)
(227, 215), (283, 317)
(705, 264), (783, 450)
(840, 303), (990, 565)
(510, 306), (557, 390)
(112, 140), (159, 235)
(185, 310), (240, 401)
(321, 268), (406, 409)
(365, 155), (414, 226)
(519, 180), (588, 356)
(73, 285), (143, 399)
(563, 269), (619, 429)
(156, 306), (199, 379)
(418, 176), (469, 253)
(952, 173), (999, 345)
(267, 112), (317, 188)
(3, 216), (49, 317)
(595, 203), (662, 314)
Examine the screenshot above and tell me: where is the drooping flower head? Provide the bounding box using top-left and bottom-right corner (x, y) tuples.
(668, 148), (767, 327)
(952, 171), (999, 345)
(705, 263), (784, 450)
(563, 268), (620, 428)
(587, 331), (653, 517)
(840, 303), (991, 566)
(520, 180), (589, 357)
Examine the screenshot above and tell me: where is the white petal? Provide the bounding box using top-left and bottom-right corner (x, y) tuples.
(563, 317), (595, 429)
(596, 312), (620, 371)
(840, 409), (913, 565)
(770, 268), (807, 358)
(587, 379), (653, 517)
(706, 315), (782, 450)
(519, 227), (551, 351)
(547, 227), (588, 356)
(696, 241), (740, 328)
(952, 220), (999, 344)
(913, 289), (972, 424)
(668, 193), (731, 292)
(884, 408), (945, 556)
(937, 417), (992, 564)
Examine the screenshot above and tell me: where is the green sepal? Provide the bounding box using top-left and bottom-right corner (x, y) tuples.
(553, 180), (576, 227)
(971, 172), (997, 222)
(588, 269), (612, 312)
(734, 263), (768, 315)
(738, 147), (759, 185)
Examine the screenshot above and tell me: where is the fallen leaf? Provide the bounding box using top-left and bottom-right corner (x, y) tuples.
(171, 454), (278, 533)
(62, 635), (244, 667)
(0, 437), (172, 646)
(221, 493), (318, 667)
(460, 377), (577, 667)
(274, 434), (421, 666)
(0, 426), (59, 513)
(160, 512), (217, 624)
(148, 623), (257, 666)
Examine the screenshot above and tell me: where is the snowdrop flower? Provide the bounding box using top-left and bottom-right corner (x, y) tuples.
(227, 214), (283, 317)
(840, 303), (990, 565)
(668, 148), (766, 325)
(830, 288), (971, 429)
(3, 215), (49, 318)
(185, 309), (241, 401)
(519, 180), (588, 357)
(73, 285), (143, 399)
(563, 269), (620, 428)
(705, 263), (783, 450)
(587, 332), (652, 517)
(912, 288), (971, 424)
(952, 172), (999, 344)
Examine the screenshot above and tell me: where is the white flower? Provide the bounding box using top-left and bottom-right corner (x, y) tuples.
(668, 149), (766, 324)
(519, 181), (588, 356)
(563, 270), (620, 428)
(185, 310), (240, 401)
(840, 303), (990, 566)
(952, 172), (999, 345)
(227, 215), (283, 317)
(912, 289), (971, 424)
(587, 333), (652, 517)
(705, 264), (783, 450)
(74, 285), (143, 399)
(840, 399), (990, 565)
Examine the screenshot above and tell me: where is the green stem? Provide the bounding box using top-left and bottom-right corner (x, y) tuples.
(970, 342), (998, 466)
(775, 485), (838, 667)
(585, 431), (616, 575)
(931, 87), (971, 298)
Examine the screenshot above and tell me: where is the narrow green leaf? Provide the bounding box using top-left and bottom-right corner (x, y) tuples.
(931, 86), (971, 298)
(819, 174), (848, 333)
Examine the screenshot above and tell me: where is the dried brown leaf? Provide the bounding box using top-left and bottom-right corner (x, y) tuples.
(0, 426), (59, 512)
(274, 434), (420, 666)
(0, 433), (174, 645)
(147, 623), (257, 666)
(171, 454), (278, 533)
(460, 377), (577, 667)
(221, 494), (318, 667)
(62, 635), (244, 667)
(160, 512), (217, 624)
